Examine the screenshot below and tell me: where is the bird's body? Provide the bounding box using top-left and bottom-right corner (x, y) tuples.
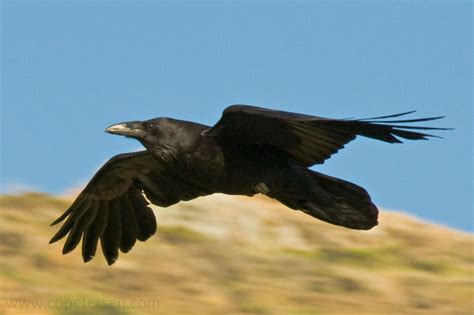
(134, 119), (269, 196)
(50, 105), (448, 265)
(134, 118), (302, 198)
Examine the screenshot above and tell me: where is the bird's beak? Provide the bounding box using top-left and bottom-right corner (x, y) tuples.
(105, 121), (145, 138)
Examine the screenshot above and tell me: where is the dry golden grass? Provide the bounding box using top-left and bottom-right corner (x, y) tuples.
(0, 192), (472, 315)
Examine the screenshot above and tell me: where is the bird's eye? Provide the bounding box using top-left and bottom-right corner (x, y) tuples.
(147, 123), (155, 131)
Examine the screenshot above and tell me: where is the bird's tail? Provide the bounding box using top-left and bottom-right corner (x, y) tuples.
(268, 169), (378, 230)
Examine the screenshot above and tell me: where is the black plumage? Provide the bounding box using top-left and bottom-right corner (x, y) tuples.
(49, 105), (449, 265)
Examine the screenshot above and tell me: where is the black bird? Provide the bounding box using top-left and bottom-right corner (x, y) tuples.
(50, 105), (448, 265)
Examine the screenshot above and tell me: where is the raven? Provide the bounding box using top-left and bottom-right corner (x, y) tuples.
(50, 105), (448, 265)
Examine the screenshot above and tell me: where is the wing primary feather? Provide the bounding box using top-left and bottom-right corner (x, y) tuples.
(49, 198), (92, 244)
(368, 124), (451, 131)
(100, 199), (122, 265)
(357, 110), (417, 121)
(391, 129), (437, 140)
(119, 194), (138, 253)
(50, 196), (86, 226)
(82, 200), (109, 263)
(362, 116), (445, 124)
(348, 122), (444, 142)
(62, 200), (99, 254)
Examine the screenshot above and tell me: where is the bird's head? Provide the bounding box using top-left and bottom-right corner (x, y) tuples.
(106, 118), (174, 146)
(105, 117), (203, 157)
(106, 119), (155, 140)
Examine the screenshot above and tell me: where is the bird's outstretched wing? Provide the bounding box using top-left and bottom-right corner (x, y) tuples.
(49, 151), (211, 265)
(206, 105), (450, 167)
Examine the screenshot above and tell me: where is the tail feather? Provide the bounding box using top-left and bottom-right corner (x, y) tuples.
(269, 170), (378, 230)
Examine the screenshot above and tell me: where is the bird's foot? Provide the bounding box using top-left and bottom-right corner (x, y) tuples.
(255, 182), (270, 195)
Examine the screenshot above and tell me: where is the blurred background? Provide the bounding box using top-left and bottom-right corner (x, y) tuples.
(1, 1), (472, 314)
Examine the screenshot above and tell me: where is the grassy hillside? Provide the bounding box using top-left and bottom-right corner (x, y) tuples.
(0, 193), (472, 315)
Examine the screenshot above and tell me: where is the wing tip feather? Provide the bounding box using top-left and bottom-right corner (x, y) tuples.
(106, 257), (118, 266)
(48, 236), (59, 244)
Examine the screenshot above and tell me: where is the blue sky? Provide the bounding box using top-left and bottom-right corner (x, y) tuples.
(1, 1), (472, 231)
